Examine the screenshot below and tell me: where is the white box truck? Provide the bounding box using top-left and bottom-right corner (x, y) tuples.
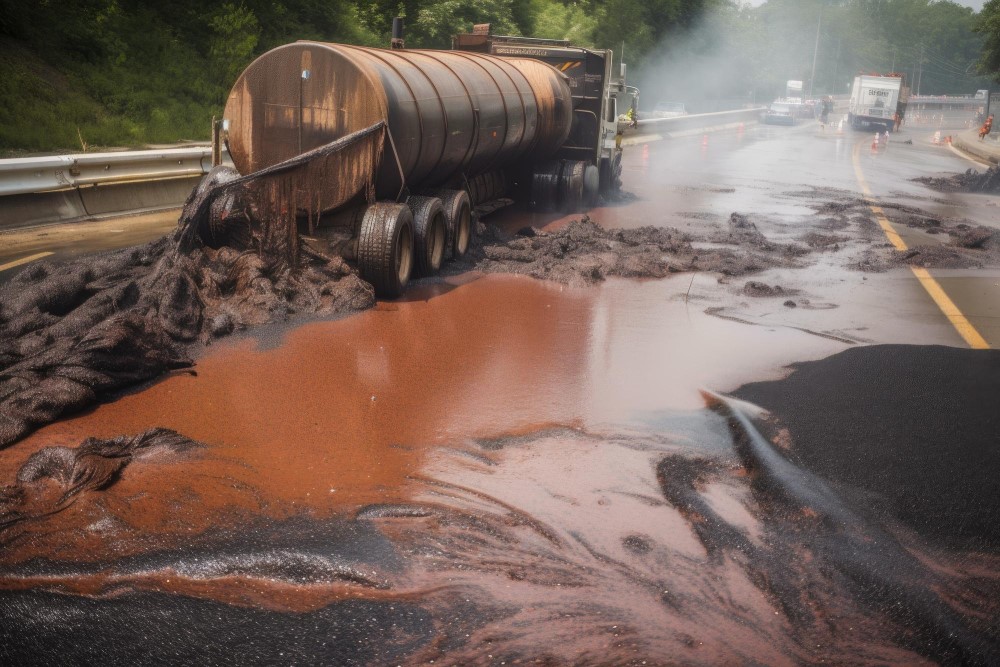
(785, 79), (803, 103)
(848, 74), (909, 132)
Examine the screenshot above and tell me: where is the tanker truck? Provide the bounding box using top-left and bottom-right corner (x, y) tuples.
(205, 23), (635, 297)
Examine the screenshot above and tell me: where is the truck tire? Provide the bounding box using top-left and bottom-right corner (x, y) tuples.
(599, 153), (623, 197)
(407, 196), (447, 276)
(193, 166), (246, 248)
(357, 202), (414, 298)
(559, 160), (585, 213)
(531, 161), (562, 212)
(583, 164), (600, 207)
(435, 189), (473, 259)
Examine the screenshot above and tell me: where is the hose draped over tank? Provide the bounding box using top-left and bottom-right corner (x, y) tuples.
(223, 41), (574, 209)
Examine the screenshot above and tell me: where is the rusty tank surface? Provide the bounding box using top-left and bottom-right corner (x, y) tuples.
(223, 41), (574, 202)
(208, 41), (578, 298)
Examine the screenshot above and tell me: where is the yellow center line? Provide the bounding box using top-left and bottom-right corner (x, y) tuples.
(0, 251), (54, 273)
(851, 141), (989, 349)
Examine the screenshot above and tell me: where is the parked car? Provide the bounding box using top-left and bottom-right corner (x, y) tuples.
(764, 102), (795, 125)
(646, 102), (688, 119)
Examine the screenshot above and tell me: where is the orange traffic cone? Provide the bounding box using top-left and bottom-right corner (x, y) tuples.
(932, 130), (941, 145)
(871, 133), (880, 152)
(702, 135), (709, 147)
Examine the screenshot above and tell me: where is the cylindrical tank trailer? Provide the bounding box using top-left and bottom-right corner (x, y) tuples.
(219, 40), (588, 296)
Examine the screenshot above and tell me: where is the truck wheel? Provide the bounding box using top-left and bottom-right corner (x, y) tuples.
(559, 160), (585, 213)
(435, 189), (473, 259)
(599, 153), (623, 197)
(583, 164), (600, 207)
(193, 166), (244, 248)
(358, 202), (414, 298)
(531, 161), (562, 212)
(407, 196), (447, 276)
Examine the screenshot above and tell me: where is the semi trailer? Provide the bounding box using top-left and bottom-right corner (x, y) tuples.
(847, 73), (909, 133)
(206, 23), (636, 297)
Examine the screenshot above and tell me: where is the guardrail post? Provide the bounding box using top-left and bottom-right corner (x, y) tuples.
(212, 116), (223, 168)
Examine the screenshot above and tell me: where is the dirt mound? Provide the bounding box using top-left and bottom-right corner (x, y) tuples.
(914, 166), (1000, 193)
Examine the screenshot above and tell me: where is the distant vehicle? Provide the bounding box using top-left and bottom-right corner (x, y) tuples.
(764, 102), (795, 125)
(771, 96), (815, 119)
(646, 102), (688, 119)
(785, 79), (804, 102)
(847, 74), (909, 132)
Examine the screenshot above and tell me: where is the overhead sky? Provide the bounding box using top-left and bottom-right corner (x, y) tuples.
(741, 0), (984, 9)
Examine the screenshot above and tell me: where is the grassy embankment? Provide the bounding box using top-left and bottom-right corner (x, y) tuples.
(0, 37), (219, 157)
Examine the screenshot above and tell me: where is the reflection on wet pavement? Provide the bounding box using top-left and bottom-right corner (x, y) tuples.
(2, 274), (997, 664)
(2, 125), (999, 664)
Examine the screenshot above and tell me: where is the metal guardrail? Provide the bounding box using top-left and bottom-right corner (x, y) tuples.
(1, 109), (763, 201)
(0, 109), (767, 230)
(0, 147), (226, 197)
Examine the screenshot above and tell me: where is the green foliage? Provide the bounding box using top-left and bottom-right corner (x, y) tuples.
(209, 3), (261, 87)
(977, 0), (1000, 80)
(0, 0), (379, 152)
(532, 0), (596, 45)
(0, 0), (988, 152)
(412, 0), (521, 48)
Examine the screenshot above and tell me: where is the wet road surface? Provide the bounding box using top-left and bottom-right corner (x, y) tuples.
(1, 120), (999, 664)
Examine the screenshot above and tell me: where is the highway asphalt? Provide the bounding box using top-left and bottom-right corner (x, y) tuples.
(1, 119), (998, 664)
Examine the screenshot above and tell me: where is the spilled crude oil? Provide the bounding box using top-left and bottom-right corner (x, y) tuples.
(4, 161), (995, 454)
(1, 276), (997, 665)
(915, 165), (1000, 194)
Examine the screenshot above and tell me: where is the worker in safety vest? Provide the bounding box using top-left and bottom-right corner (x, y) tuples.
(626, 106), (637, 129)
(980, 114), (994, 140)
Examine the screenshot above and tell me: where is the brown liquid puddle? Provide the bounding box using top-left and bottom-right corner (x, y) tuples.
(0, 275), (836, 534)
(1, 274), (956, 664)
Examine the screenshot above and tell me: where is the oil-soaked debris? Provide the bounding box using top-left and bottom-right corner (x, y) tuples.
(798, 231), (848, 249)
(854, 242), (996, 272)
(0, 428), (202, 535)
(915, 166), (1000, 193)
(0, 591), (431, 666)
(743, 281), (795, 297)
(707, 389), (1000, 665)
(733, 344), (1000, 550)
(715, 213), (809, 258)
(0, 399), (998, 663)
(0, 176), (375, 449)
(0, 174), (993, 451)
(447, 215), (806, 286)
(953, 225), (996, 249)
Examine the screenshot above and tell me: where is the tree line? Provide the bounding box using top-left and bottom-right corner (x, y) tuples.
(0, 0), (996, 152)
